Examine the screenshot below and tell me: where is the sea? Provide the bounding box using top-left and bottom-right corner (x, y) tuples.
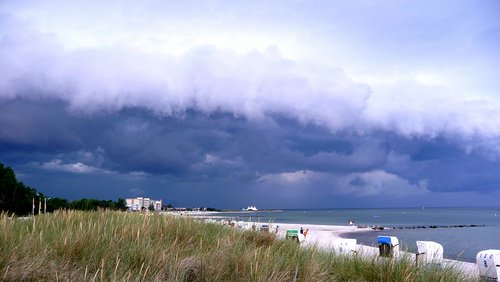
(218, 207), (500, 263)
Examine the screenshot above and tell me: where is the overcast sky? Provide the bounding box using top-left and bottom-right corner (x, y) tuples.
(1, 0), (500, 208)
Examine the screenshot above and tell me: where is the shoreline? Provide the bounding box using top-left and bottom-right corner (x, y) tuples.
(272, 222), (478, 279)
(161, 211), (481, 278)
(169, 211), (480, 279)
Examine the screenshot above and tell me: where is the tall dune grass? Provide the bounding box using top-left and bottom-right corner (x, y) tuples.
(0, 211), (469, 281)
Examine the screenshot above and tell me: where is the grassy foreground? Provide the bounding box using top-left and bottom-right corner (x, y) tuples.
(1, 211), (468, 281)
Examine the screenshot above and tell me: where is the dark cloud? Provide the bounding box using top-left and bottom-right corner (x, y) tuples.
(349, 176), (368, 187)
(2, 97), (500, 208)
(384, 135), (500, 193)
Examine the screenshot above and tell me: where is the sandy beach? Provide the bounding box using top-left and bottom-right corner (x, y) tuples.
(272, 222), (478, 279)
(274, 222), (365, 248)
(167, 212), (480, 278)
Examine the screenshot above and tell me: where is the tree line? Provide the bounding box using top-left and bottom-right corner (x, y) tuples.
(0, 162), (126, 216)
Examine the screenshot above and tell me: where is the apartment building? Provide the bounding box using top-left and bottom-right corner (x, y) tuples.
(125, 197), (162, 211)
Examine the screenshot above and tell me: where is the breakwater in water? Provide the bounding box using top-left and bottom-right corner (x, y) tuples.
(367, 224), (486, 230)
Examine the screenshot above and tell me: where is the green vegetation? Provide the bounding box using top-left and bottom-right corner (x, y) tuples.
(0, 163), (37, 215)
(0, 162), (126, 215)
(0, 211), (469, 281)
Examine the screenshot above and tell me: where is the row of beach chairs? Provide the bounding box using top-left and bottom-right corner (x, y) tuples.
(329, 235), (500, 280)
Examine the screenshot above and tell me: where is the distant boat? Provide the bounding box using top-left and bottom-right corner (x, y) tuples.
(245, 206), (258, 211)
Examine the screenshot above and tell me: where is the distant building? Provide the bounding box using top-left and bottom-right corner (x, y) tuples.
(125, 197), (162, 211)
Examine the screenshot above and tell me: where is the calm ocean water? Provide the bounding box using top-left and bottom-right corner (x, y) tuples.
(220, 207), (500, 262)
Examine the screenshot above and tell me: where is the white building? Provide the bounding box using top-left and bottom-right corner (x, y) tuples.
(126, 197), (162, 211)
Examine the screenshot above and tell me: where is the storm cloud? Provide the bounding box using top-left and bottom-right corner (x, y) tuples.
(1, 0), (500, 208)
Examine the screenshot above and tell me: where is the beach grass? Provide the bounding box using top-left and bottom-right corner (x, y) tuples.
(0, 210), (470, 281)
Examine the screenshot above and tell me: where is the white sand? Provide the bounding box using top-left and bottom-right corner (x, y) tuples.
(273, 222), (366, 249)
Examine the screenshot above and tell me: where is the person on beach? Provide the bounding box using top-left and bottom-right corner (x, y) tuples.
(296, 228), (309, 244)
